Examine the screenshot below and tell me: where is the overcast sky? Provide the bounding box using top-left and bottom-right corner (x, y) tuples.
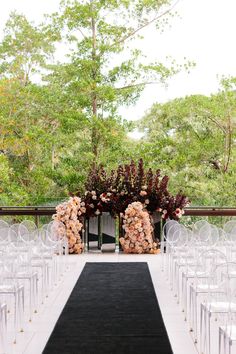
(1, 0), (236, 134)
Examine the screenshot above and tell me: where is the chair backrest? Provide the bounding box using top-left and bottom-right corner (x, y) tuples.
(193, 220), (209, 233)
(0, 220), (9, 229)
(9, 223), (20, 236)
(18, 224), (30, 242)
(218, 228), (227, 242)
(8, 228), (18, 243)
(198, 248), (227, 272)
(224, 220), (236, 234)
(229, 226), (236, 242)
(47, 220), (66, 241)
(197, 223), (212, 244)
(171, 225), (189, 248)
(165, 222), (181, 241)
(162, 220), (179, 239)
(207, 261), (236, 303)
(0, 225), (9, 243)
(20, 220), (37, 232)
(208, 224), (220, 246)
(41, 224), (49, 231)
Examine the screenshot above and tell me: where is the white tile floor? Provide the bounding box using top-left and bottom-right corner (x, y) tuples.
(2, 253), (200, 354)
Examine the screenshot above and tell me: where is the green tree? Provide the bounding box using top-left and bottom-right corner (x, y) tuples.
(47, 0), (187, 163)
(138, 85), (236, 206)
(0, 1), (192, 206)
(0, 13), (65, 204)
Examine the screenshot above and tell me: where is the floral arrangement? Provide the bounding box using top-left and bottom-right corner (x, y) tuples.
(79, 159), (189, 220)
(53, 196), (85, 254)
(120, 202), (158, 254)
(54, 160), (190, 254)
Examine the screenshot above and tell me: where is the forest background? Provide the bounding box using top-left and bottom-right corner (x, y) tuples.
(0, 0), (235, 208)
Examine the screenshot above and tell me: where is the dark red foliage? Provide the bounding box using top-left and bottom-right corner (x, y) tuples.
(75, 160), (190, 219)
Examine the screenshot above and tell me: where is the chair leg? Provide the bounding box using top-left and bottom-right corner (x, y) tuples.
(207, 312), (211, 354)
(13, 293), (18, 344)
(33, 273), (38, 313)
(228, 338), (232, 354)
(0, 305), (5, 352)
(200, 303), (205, 354)
(181, 273), (185, 312)
(193, 291), (198, 343)
(219, 327), (222, 354)
(189, 286), (193, 331)
(19, 286), (24, 332)
(29, 277), (32, 321)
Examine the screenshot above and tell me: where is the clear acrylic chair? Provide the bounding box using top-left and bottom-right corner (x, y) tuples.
(227, 227), (236, 262)
(161, 219), (179, 271)
(164, 222), (183, 286)
(47, 221), (68, 274)
(0, 302), (7, 353)
(219, 311), (236, 354)
(223, 221), (236, 234)
(200, 261), (236, 354)
(30, 241), (51, 304)
(0, 263), (24, 344)
(180, 235), (201, 319)
(189, 248), (227, 343)
(5, 248), (38, 322)
(0, 224), (9, 251)
(192, 219), (210, 234)
(20, 220), (37, 233)
(170, 226), (190, 301)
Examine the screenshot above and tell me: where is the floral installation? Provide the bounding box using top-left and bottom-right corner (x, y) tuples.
(119, 202), (158, 254)
(53, 196), (85, 254)
(79, 159), (190, 220)
(54, 160), (190, 254)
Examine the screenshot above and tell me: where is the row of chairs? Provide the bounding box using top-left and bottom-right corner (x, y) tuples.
(0, 219), (68, 353)
(161, 219), (236, 354)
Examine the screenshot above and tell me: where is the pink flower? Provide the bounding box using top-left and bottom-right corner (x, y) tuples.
(121, 201), (157, 254)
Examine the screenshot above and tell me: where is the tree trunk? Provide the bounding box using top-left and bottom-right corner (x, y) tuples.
(51, 144), (55, 170)
(90, 1), (98, 163)
(223, 114), (232, 173)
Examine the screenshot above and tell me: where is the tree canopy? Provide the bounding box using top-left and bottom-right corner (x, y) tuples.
(0, 1), (234, 208)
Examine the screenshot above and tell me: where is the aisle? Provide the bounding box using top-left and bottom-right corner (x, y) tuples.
(4, 254), (198, 354)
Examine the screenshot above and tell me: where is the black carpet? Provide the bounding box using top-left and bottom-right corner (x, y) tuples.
(43, 262), (173, 354)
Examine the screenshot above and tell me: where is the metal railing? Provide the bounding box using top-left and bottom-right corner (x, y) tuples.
(184, 207), (236, 216)
(0, 206), (236, 215)
(0, 206), (236, 225)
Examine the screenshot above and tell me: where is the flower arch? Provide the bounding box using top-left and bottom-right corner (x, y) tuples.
(53, 160), (190, 254)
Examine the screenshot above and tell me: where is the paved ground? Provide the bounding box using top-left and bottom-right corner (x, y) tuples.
(3, 253), (199, 354)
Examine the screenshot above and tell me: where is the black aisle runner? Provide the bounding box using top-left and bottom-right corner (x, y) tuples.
(43, 262), (173, 354)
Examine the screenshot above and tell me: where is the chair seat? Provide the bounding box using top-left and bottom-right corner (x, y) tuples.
(15, 271), (37, 278)
(204, 301), (236, 313)
(184, 270), (206, 277)
(196, 284), (223, 291)
(0, 284), (18, 292)
(220, 325), (236, 340)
